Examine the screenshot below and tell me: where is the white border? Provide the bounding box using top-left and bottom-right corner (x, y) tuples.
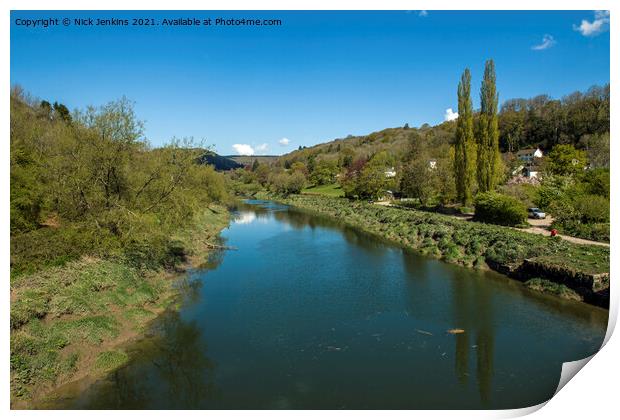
(2, 1), (617, 419)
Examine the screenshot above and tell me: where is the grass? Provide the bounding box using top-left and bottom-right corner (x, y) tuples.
(10, 259), (150, 399)
(532, 247), (610, 276)
(94, 350), (129, 372)
(301, 183), (345, 198)
(10, 207), (230, 404)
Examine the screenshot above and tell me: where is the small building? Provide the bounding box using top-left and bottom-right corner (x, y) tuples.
(522, 166), (539, 179)
(428, 159), (437, 169)
(516, 147), (543, 163)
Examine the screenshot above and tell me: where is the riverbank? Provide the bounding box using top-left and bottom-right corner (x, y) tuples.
(10, 206), (230, 408)
(263, 193), (609, 308)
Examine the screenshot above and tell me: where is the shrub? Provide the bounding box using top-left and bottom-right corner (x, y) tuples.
(474, 192), (527, 226)
(548, 193), (609, 242)
(271, 171), (306, 196)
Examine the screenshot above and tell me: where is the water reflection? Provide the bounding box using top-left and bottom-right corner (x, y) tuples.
(70, 311), (218, 409)
(234, 211), (256, 224)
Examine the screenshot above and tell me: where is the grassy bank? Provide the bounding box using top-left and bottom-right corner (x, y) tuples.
(10, 206), (229, 407)
(267, 194), (609, 303)
(301, 183), (345, 197)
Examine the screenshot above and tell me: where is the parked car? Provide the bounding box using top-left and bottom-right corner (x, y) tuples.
(527, 207), (546, 219)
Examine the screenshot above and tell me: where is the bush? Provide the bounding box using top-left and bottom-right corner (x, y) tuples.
(548, 193), (609, 242)
(474, 192), (527, 226)
(271, 171), (306, 196)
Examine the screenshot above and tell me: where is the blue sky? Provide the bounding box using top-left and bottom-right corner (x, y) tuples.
(11, 10), (610, 155)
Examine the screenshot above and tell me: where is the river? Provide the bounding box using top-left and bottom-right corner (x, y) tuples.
(45, 200), (608, 409)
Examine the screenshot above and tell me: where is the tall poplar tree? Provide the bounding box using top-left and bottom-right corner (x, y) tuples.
(454, 68), (475, 204)
(476, 59), (502, 192)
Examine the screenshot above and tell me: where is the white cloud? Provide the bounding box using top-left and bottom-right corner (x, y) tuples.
(444, 108), (458, 122)
(232, 144), (255, 155)
(255, 143), (269, 153)
(278, 138), (290, 146)
(531, 34), (556, 50)
(573, 10), (610, 37)
(419, 10), (428, 17)
(234, 212), (256, 225)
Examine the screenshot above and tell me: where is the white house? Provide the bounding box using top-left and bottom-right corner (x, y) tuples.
(515, 148), (544, 179)
(516, 147), (543, 163)
(428, 159), (437, 169)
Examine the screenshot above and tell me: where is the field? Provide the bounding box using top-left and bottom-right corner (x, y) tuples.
(301, 183), (345, 197)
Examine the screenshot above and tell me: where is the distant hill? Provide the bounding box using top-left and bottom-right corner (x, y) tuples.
(273, 84), (609, 168)
(226, 155), (279, 166)
(277, 122), (456, 167)
(197, 152), (244, 171)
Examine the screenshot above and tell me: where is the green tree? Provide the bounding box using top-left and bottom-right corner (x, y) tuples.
(310, 159), (338, 186)
(454, 68), (476, 204)
(356, 164), (388, 200)
(254, 163), (271, 186)
(579, 132), (609, 169)
(290, 161), (308, 176)
(545, 144), (588, 176)
(52, 101), (72, 123)
(270, 171), (305, 196)
(476, 60), (502, 192)
(400, 159), (438, 206)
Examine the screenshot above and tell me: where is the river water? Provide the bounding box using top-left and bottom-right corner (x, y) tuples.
(47, 200), (607, 409)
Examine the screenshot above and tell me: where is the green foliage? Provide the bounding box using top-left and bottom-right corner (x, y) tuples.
(254, 163), (271, 186)
(498, 183), (537, 207)
(95, 350), (129, 372)
(340, 152), (396, 200)
(309, 159), (339, 186)
(579, 168), (610, 197)
(400, 160), (438, 206)
(52, 101), (72, 123)
(476, 59), (502, 192)
(499, 85), (609, 153)
(355, 163), (390, 200)
(579, 132), (609, 169)
(454, 68), (476, 204)
(270, 171), (306, 196)
(10, 92), (229, 274)
(534, 169), (609, 242)
(546, 144), (588, 176)
(549, 193), (609, 242)
(474, 192), (527, 226)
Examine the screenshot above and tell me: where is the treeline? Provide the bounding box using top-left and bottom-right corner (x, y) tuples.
(10, 87), (228, 275)
(499, 84), (609, 153)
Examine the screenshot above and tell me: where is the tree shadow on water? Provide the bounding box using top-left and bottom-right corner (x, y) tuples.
(74, 311), (219, 409)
